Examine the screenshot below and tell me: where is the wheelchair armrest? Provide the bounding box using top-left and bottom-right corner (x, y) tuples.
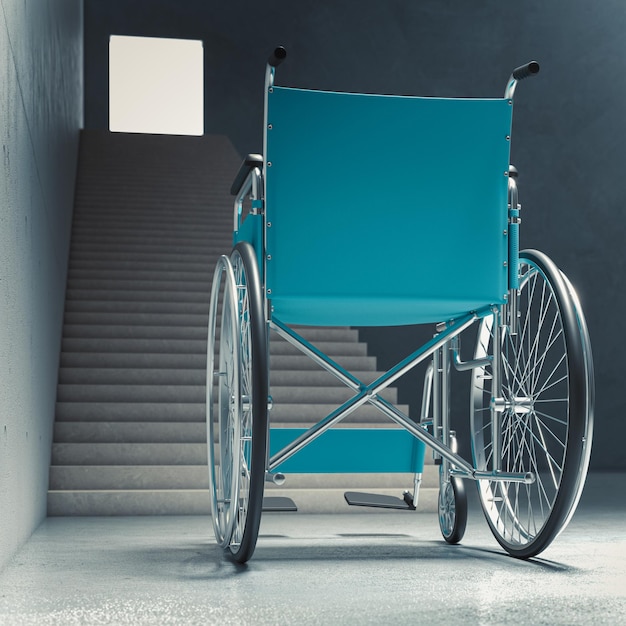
(231, 154), (264, 196)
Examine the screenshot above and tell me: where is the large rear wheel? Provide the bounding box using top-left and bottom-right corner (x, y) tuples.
(470, 250), (593, 558)
(207, 242), (268, 563)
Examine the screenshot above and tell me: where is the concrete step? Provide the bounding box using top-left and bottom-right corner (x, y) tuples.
(66, 278), (211, 293)
(47, 486), (439, 515)
(69, 252), (213, 267)
(69, 242), (226, 256)
(63, 324), (208, 340)
(58, 352), (377, 371)
(58, 367), (382, 386)
(64, 312), (209, 328)
(55, 384), (399, 404)
(51, 442), (208, 465)
(61, 337), (368, 356)
(61, 321), (359, 342)
(63, 300), (210, 315)
(49, 466), (437, 491)
(54, 421), (206, 443)
(54, 402), (410, 424)
(59, 352), (207, 369)
(47, 489), (212, 515)
(62, 324), (208, 340)
(68, 269), (212, 283)
(52, 421), (433, 444)
(56, 402), (206, 422)
(51, 438), (422, 466)
(65, 288), (209, 303)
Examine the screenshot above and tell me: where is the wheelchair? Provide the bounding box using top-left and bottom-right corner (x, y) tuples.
(207, 47), (594, 563)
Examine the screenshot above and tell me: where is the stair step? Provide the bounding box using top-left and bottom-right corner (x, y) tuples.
(48, 490), (211, 515)
(64, 312), (209, 327)
(63, 324), (208, 340)
(66, 288), (209, 303)
(49, 466), (437, 491)
(58, 367), (382, 386)
(51, 442), (208, 465)
(62, 321), (359, 342)
(64, 300), (210, 315)
(61, 337), (205, 354)
(70, 251), (214, 264)
(52, 420), (434, 443)
(69, 252), (213, 266)
(58, 352), (377, 371)
(71, 227), (218, 241)
(56, 402), (206, 422)
(67, 278), (211, 293)
(56, 383), (398, 404)
(59, 352), (207, 369)
(55, 401), (410, 424)
(61, 337), (368, 356)
(68, 269), (212, 282)
(54, 422), (207, 443)
(47, 487), (439, 516)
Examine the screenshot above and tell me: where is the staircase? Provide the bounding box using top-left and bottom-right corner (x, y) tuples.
(48, 130), (437, 516)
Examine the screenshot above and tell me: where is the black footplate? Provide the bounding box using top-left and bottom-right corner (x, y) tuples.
(262, 496), (298, 512)
(344, 491), (416, 511)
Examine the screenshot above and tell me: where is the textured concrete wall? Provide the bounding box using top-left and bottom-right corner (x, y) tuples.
(83, 0), (626, 470)
(0, 0), (83, 571)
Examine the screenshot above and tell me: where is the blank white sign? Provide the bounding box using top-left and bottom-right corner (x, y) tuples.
(109, 35), (204, 135)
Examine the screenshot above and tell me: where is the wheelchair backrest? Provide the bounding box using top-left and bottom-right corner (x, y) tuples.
(265, 86), (513, 326)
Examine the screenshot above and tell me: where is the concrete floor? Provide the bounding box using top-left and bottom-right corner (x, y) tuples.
(0, 473), (625, 625)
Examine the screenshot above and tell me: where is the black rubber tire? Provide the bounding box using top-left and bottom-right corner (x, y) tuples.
(227, 242), (268, 563)
(470, 249), (592, 558)
(207, 255), (240, 550)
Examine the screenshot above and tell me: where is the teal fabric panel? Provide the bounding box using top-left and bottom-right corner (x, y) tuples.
(270, 428), (426, 474)
(265, 87), (512, 326)
(234, 213), (264, 274)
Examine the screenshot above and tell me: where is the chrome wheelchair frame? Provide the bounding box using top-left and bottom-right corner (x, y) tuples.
(207, 47), (594, 563)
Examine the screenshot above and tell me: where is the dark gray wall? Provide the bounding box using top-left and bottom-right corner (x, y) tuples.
(1, 0), (83, 571)
(84, 0), (626, 470)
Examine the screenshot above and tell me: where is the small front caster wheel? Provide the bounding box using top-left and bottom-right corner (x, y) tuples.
(438, 475), (468, 544)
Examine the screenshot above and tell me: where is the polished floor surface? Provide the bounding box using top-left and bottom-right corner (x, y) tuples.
(1, 473), (625, 625)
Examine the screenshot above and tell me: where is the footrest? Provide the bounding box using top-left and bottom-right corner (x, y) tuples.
(344, 491), (416, 511)
(263, 496), (298, 512)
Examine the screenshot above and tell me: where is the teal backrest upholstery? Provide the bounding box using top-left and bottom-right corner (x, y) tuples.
(265, 86), (513, 326)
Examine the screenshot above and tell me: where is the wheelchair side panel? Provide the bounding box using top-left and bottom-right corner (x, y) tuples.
(269, 428), (426, 474)
(265, 87), (513, 326)
(234, 213), (264, 275)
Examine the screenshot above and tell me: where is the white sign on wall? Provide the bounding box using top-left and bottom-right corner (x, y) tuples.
(109, 35), (204, 136)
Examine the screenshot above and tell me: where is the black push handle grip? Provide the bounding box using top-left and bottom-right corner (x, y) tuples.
(512, 61), (540, 80)
(268, 46), (287, 67)
(231, 154), (263, 196)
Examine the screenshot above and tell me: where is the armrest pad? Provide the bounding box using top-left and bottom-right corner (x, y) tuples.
(231, 153), (263, 196)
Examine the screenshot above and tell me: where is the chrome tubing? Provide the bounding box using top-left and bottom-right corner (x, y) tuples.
(233, 166), (263, 233)
(491, 309), (502, 472)
(369, 396), (532, 483)
(420, 362), (434, 423)
(450, 335), (493, 372)
(441, 336), (451, 481)
(504, 61), (540, 99)
(268, 312), (478, 472)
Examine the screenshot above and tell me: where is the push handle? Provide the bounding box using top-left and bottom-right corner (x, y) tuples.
(512, 61), (540, 81)
(231, 154), (263, 196)
(268, 46), (287, 67)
